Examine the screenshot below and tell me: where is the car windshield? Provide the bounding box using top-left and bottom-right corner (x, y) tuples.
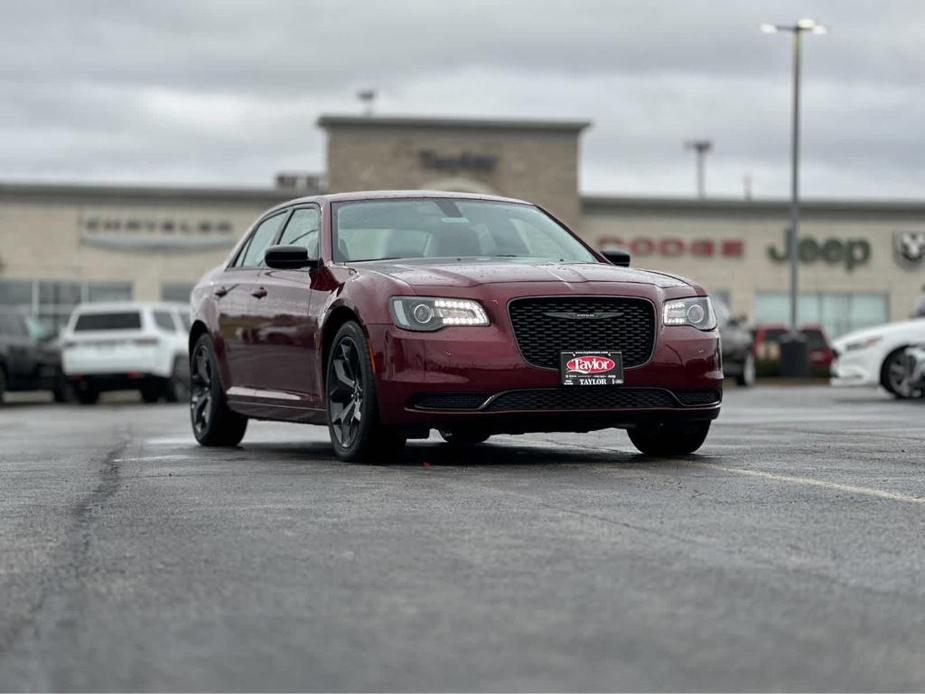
(332, 198), (597, 263)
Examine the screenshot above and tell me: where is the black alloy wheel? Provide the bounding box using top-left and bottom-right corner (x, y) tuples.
(627, 421), (711, 456)
(190, 335), (247, 446)
(326, 321), (405, 462)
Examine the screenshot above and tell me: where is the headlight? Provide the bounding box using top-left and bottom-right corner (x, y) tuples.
(843, 336), (882, 352)
(663, 297), (716, 331)
(390, 296), (489, 332)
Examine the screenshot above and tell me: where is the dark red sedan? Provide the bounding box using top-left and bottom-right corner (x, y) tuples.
(188, 191), (721, 460)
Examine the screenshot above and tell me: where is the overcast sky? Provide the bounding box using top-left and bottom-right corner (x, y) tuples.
(2, 0), (923, 200)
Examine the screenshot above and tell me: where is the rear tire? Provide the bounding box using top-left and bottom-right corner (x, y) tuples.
(326, 321), (405, 462)
(52, 371), (72, 403)
(0, 367), (6, 405)
(628, 422), (711, 456)
(439, 429), (491, 446)
(190, 335), (247, 446)
(74, 383), (99, 405)
(140, 384), (162, 404)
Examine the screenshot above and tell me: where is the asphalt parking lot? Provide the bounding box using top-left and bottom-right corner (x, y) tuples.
(1, 386), (924, 692)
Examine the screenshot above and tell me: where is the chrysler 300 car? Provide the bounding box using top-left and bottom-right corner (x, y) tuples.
(188, 191), (722, 460)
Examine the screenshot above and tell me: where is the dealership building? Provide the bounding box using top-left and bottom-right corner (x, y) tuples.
(1, 114), (924, 338)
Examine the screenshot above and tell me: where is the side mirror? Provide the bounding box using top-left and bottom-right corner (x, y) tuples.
(265, 245), (319, 270)
(601, 248), (631, 267)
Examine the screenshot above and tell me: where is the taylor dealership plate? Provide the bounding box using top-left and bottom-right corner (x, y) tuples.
(560, 351), (624, 386)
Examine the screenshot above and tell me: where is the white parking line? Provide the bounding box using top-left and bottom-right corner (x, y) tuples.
(676, 460), (925, 504)
(114, 454), (190, 462)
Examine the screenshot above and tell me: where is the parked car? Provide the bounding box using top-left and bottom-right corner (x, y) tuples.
(188, 191), (722, 460)
(831, 318), (925, 399)
(0, 309), (69, 403)
(753, 323), (833, 378)
(714, 298), (754, 386)
(61, 302), (191, 404)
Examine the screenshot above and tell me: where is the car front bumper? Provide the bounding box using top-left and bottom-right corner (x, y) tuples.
(368, 323), (723, 430)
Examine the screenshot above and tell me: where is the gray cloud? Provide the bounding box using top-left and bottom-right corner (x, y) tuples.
(1, 0), (923, 199)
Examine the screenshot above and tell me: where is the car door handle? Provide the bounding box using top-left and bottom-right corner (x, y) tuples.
(251, 287), (268, 299)
(214, 286), (230, 298)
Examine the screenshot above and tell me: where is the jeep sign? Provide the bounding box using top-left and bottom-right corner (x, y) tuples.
(767, 232), (871, 272)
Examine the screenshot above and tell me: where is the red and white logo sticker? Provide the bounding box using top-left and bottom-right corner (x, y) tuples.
(566, 356), (616, 375)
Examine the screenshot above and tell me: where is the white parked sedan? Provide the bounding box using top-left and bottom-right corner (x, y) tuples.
(61, 302), (190, 404)
(831, 318), (925, 398)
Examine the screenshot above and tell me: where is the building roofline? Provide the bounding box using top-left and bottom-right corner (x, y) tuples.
(581, 194), (925, 216)
(3, 181), (925, 216)
(317, 114), (592, 133)
(0, 181), (297, 204)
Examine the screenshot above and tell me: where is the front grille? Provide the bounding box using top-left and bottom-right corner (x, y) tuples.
(508, 297), (655, 369)
(485, 387), (676, 412)
(674, 390), (722, 406)
(411, 392), (489, 410)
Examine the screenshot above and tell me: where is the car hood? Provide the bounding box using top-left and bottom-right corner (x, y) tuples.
(359, 260), (691, 289)
(833, 318), (925, 348)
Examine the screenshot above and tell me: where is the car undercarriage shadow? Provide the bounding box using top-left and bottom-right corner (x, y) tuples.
(232, 438), (714, 468)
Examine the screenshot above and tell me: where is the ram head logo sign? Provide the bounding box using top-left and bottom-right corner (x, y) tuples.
(895, 231), (925, 267)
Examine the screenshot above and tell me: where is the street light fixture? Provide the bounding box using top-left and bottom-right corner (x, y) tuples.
(761, 17), (827, 377)
(684, 139), (713, 199)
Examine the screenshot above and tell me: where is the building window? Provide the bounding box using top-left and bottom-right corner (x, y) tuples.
(161, 283), (194, 303)
(0, 279), (133, 330)
(753, 291), (888, 339)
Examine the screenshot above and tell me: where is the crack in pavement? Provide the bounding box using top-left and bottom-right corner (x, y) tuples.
(0, 432), (131, 663)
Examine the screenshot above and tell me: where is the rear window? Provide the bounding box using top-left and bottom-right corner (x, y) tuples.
(74, 312), (142, 331)
(801, 329), (827, 349)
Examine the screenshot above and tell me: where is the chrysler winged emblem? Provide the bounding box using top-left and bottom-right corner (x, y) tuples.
(544, 311), (623, 320)
(895, 231), (925, 267)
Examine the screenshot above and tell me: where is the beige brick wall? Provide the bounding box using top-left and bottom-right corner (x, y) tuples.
(325, 125), (583, 228)
(0, 195), (274, 302)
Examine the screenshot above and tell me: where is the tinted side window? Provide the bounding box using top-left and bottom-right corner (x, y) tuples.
(236, 212), (287, 268)
(278, 208), (320, 259)
(153, 311), (175, 332)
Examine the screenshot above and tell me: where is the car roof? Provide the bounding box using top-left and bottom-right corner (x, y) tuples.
(262, 189), (533, 215)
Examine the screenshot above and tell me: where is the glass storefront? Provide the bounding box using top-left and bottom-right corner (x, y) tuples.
(754, 291), (889, 339)
(0, 279), (133, 331)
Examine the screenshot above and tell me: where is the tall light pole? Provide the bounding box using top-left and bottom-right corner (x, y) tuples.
(761, 18), (826, 377)
(684, 139), (712, 198)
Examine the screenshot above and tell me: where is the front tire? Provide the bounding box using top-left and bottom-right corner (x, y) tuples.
(326, 321), (405, 462)
(735, 353), (756, 387)
(880, 347), (921, 399)
(190, 335), (247, 446)
(628, 422), (711, 456)
(165, 356), (191, 403)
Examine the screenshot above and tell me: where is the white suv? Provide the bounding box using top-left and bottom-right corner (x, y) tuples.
(62, 302), (190, 404)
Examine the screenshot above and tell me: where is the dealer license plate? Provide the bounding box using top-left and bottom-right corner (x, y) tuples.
(560, 351), (624, 386)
